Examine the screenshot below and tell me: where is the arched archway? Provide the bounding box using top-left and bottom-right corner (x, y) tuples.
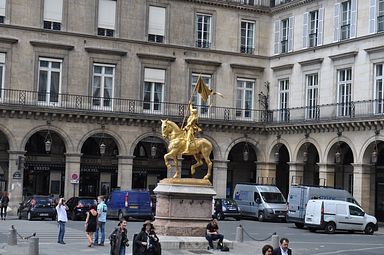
(297, 143), (320, 186)
(274, 144), (289, 198)
(80, 133), (119, 197)
(24, 131), (66, 196)
(227, 142), (257, 197)
(132, 136), (167, 192)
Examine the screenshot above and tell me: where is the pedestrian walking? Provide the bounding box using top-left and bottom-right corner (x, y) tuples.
(272, 237), (292, 255)
(262, 244), (273, 255)
(95, 195), (107, 246)
(0, 191), (9, 220)
(56, 198), (68, 244)
(85, 205), (98, 247)
(133, 220), (160, 255)
(109, 219), (129, 255)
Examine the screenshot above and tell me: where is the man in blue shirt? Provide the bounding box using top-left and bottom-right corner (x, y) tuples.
(94, 195), (107, 246)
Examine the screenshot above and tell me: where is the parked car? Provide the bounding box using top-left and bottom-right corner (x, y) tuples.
(17, 195), (56, 221)
(66, 196), (97, 220)
(287, 185), (358, 228)
(213, 198), (241, 221)
(305, 199), (378, 234)
(106, 190), (153, 220)
(233, 183), (287, 222)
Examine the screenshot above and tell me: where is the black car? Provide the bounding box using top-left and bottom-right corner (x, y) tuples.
(17, 195), (56, 221)
(66, 196), (97, 220)
(213, 198), (241, 221)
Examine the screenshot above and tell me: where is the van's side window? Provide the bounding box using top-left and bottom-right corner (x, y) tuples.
(349, 205), (364, 216)
(254, 192), (260, 202)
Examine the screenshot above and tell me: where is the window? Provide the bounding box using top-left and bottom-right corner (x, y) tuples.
(349, 205), (364, 216)
(337, 68), (352, 117)
(334, 0), (357, 41)
(236, 78), (254, 119)
(375, 63), (384, 114)
(303, 9), (324, 48)
(195, 14), (211, 48)
(191, 73), (211, 116)
(143, 68), (165, 112)
(278, 79), (289, 122)
(92, 64), (115, 109)
(0, 53), (4, 98)
(43, 0), (63, 30)
(38, 58), (62, 105)
(305, 74), (319, 120)
(240, 20), (255, 54)
(0, 0), (5, 23)
(148, 6), (166, 43)
(98, 0), (116, 37)
(274, 17), (294, 54)
(369, 0), (384, 33)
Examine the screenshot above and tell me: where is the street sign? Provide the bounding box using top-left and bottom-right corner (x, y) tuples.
(70, 173), (79, 184)
(13, 171), (22, 180)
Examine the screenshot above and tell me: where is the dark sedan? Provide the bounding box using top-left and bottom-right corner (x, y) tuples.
(17, 196), (56, 221)
(213, 198), (241, 221)
(66, 196), (97, 220)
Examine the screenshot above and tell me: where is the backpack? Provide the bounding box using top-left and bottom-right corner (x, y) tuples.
(221, 245), (230, 252)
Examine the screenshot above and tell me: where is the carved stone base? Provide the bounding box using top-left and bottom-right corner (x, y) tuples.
(153, 182), (216, 236)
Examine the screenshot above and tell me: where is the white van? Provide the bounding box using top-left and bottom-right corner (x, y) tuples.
(304, 199), (378, 234)
(287, 185), (358, 228)
(233, 184), (287, 221)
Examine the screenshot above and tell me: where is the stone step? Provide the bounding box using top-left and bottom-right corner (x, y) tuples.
(158, 235), (233, 250)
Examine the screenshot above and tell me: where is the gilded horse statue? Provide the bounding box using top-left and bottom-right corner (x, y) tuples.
(161, 119), (213, 180)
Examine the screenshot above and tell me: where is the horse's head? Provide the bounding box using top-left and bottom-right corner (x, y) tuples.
(161, 119), (170, 139)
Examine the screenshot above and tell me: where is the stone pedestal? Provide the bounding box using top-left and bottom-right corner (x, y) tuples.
(153, 180), (216, 236)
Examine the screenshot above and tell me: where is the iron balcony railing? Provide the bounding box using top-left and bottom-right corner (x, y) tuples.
(1, 89), (384, 125)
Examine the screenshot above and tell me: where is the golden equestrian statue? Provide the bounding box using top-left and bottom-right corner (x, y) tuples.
(160, 76), (223, 183)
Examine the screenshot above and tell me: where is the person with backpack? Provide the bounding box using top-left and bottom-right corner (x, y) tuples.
(95, 195), (107, 246)
(109, 219), (129, 255)
(134, 220), (161, 255)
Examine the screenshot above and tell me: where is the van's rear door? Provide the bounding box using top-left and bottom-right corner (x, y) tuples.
(305, 200), (322, 225)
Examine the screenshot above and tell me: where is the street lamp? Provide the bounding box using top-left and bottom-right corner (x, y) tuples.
(44, 129), (52, 153)
(100, 125), (106, 156)
(243, 140), (249, 162)
(335, 132), (342, 164)
(372, 130), (379, 164)
(151, 143), (157, 158)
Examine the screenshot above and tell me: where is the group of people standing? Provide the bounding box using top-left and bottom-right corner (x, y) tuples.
(0, 191), (9, 220)
(262, 238), (292, 255)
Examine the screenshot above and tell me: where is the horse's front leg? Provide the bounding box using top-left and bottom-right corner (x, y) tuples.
(172, 155), (180, 178)
(164, 152), (172, 172)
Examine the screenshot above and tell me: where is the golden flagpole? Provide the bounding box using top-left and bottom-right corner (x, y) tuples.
(181, 75), (201, 129)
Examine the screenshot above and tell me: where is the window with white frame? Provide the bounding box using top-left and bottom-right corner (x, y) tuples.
(303, 9), (324, 48)
(92, 64), (115, 109)
(236, 78), (255, 119)
(337, 68), (352, 117)
(274, 17), (294, 54)
(143, 68), (165, 112)
(0, 53), (4, 97)
(191, 73), (211, 116)
(375, 63), (384, 114)
(305, 73), (319, 119)
(98, 0), (116, 37)
(240, 20), (255, 54)
(148, 6), (166, 43)
(334, 0), (357, 41)
(38, 58), (62, 104)
(370, 0), (384, 33)
(0, 0), (6, 23)
(195, 13), (211, 48)
(278, 79), (289, 122)
(43, 0), (62, 30)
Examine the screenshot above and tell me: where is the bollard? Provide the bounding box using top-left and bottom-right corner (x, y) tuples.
(271, 234), (279, 249)
(29, 237), (39, 255)
(235, 225), (244, 242)
(8, 227), (17, 246)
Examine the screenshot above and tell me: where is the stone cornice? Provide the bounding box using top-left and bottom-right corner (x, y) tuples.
(85, 47), (127, 56)
(136, 53), (175, 62)
(175, 0), (270, 14)
(364, 45), (384, 54)
(329, 51), (358, 61)
(230, 64), (264, 72)
(185, 58), (221, 67)
(271, 64), (294, 71)
(298, 58), (324, 66)
(30, 41), (75, 50)
(271, 0), (317, 14)
(0, 36), (18, 44)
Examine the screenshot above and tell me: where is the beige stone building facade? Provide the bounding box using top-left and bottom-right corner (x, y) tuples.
(0, 0), (383, 220)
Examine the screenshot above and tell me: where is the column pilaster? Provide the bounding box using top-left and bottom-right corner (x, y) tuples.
(212, 160), (229, 198)
(318, 163), (335, 187)
(64, 153), (82, 199)
(255, 161), (276, 184)
(288, 162), (305, 186)
(117, 155), (135, 190)
(7, 150), (26, 214)
(352, 163), (375, 214)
